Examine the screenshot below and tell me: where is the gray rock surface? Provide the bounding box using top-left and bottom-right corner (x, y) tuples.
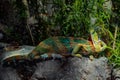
(0, 65), (21, 80)
(113, 68), (120, 80)
(31, 57), (111, 80)
(0, 57), (111, 80)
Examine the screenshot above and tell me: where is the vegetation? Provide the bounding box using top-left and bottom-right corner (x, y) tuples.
(0, 0), (120, 67)
(107, 0), (120, 67)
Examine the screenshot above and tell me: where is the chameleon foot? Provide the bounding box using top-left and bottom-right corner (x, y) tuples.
(40, 53), (49, 60)
(34, 55), (40, 60)
(72, 54), (82, 58)
(89, 55), (94, 61)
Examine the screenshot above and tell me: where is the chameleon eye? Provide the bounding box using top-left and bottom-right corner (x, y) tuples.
(101, 43), (103, 47)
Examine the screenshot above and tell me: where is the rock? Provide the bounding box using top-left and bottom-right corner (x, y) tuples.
(31, 57), (111, 80)
(0, 56), (111, 80)
(0, 65), (21, 80)
(113, 68), (120, 80)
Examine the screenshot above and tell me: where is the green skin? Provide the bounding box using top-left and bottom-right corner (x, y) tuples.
(1, 35), (107, 64)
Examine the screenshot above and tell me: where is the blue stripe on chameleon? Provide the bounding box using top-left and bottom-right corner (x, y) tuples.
(58, 37), (72, 53)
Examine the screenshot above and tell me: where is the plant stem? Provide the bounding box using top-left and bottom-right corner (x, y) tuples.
(113, 25), (118, 50)
(22, 0), (35, 45)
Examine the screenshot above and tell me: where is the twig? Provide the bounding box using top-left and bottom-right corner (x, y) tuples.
(112, 25), (118, 50)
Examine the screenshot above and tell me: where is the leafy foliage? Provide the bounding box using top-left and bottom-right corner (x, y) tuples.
(52, 0), (111, 37)
(0, 0), (111, 44)
(108, 31), (120, 67)
(106, 0), (120, 67)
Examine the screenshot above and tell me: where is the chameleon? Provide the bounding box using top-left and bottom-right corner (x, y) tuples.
(1, 29), (107, 65)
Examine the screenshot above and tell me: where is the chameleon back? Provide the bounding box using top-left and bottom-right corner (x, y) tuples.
(28, 36), (92, 60)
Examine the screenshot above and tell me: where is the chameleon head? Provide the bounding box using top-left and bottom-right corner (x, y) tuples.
(90, 29), (107, 52)
(93, 40), (107, 52)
